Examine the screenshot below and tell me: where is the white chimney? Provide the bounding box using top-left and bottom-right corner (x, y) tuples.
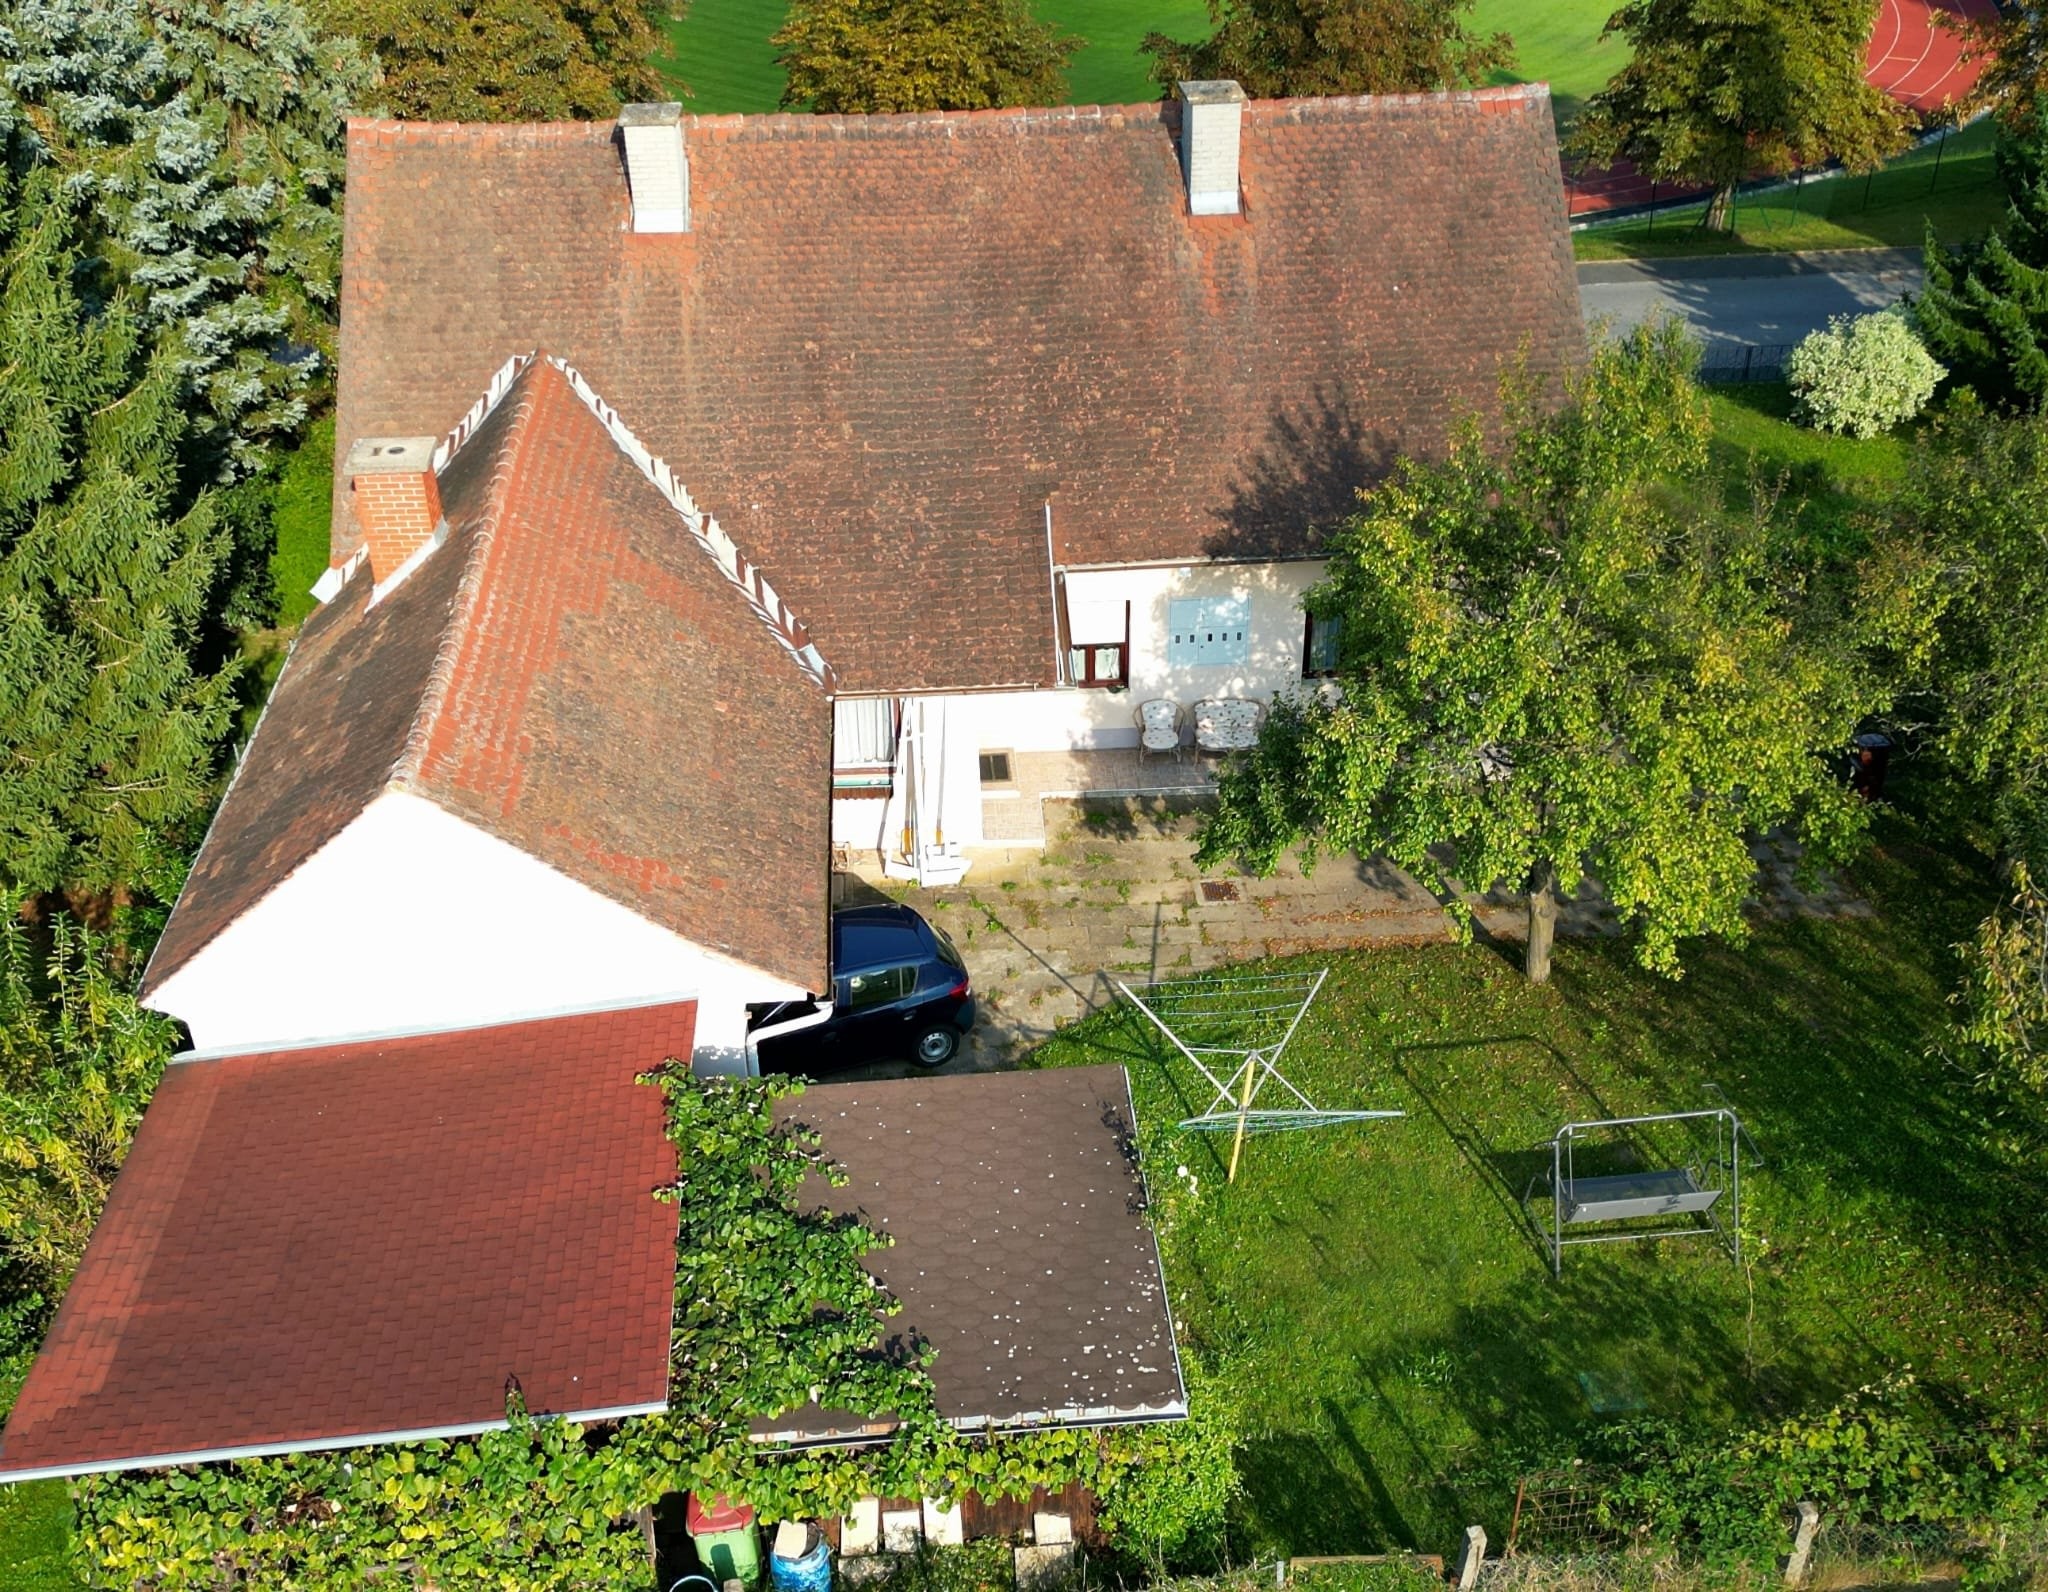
(620, 102), (689, 233)
(1178, 80), (1246, 216)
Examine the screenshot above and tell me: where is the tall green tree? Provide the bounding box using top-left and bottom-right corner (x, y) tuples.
(1917, 98), (2048, 410)
(774, 0), (1075, 113)
(1195, 324), (1875, 981)
(1866, 402), (2048, 860)
(0, 165), (237, 902)
(1570, 0), (1908, 232)
(1141, 0), (1512, 100)
(1, 0), (375, 484)
(332, 0), (670, 121)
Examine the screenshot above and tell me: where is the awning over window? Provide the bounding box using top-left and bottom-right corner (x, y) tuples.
(1066, 597), (1128, 646)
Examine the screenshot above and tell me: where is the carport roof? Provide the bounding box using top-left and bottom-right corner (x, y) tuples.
(758, 1065), (1185, 1441)
(0, 998), (691, 1482)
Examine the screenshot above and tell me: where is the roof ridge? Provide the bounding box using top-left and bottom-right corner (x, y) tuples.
(346, 85), (1551, 151)
(544, 356), (835, 691)
(389, 360), (554, 790)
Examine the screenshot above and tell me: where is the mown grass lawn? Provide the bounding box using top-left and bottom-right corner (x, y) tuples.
(1574, 119), (2001, 260)
(1027, 804), (2047, 1558)
(652, 0), (1621, 115)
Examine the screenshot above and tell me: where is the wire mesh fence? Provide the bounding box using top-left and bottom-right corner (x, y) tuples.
(1507, 1469), (1642, 1555)
(1693, 344), (1796, 384)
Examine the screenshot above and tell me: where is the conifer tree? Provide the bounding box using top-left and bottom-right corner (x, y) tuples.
(1918, 98), (2048, 409)
(0, 0), (375, 489)
(0, 164), (237, 902)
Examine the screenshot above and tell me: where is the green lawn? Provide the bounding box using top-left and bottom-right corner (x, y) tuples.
(0, 1483), (80, 1592)
(1575, 120), (2002, 260)
(1027, 806), (2044, 1557)
(1705, 382), (1912, 496)
(1473, 0), (1626, 122)
(269, 415), (334, 631)
(653, 0), (1619, 115)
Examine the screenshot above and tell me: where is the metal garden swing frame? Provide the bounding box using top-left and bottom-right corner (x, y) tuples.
(1532, 1107), (1744, 1276)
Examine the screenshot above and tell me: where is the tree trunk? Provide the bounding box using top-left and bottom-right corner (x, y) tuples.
(1704, 182), (1737, 233)
(1525, 862), (1557, 984)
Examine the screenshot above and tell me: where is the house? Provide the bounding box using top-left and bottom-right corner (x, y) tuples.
(141, 352), (833, 1072)
(138, 80), (1579, 1067)
(332, 84), (1582, 887)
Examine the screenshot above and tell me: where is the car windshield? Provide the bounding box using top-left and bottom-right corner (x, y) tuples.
(928, 920), (965, 970)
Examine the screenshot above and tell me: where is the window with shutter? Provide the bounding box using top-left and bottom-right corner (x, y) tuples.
(1168, 596), (1250, 667)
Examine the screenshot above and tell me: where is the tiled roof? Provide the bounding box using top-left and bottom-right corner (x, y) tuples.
(336, 90), (1583, 694)
(145, 355), (832, 997)
(756, 1065), (1184, 1440)
(0, 999), (691, 1481)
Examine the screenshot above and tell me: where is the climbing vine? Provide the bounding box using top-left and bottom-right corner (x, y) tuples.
(72, 1071), (1233, 1588)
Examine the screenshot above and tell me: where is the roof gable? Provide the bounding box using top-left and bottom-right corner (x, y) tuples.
(336, 91), (1582, 694)
(147, 358), (832, 999)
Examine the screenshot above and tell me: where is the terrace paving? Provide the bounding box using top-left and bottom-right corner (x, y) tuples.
(837, 800), (1863, 1078)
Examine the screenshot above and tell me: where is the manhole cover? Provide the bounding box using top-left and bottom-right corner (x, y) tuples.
(1199, 880), (1239, 902)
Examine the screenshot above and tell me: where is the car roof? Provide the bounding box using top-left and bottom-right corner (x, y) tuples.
(832, 903), (932, 973)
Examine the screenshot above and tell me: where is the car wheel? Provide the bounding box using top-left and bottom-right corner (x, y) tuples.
(912, 1025), (960, 1067)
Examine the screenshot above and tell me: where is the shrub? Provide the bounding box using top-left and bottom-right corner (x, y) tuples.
(1787, 310), (1945, 438)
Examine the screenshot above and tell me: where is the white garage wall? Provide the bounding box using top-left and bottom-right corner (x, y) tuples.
(146, 791), (808, 1074)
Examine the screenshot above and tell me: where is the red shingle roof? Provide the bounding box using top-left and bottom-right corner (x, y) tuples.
(0, 999), (691, 1482)
(144, 355), (833, 998)
(335, 90), (1583, 694)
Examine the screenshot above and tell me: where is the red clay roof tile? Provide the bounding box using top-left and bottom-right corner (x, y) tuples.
(145, 357), (832, 997)
(334, 90), (1582, 695)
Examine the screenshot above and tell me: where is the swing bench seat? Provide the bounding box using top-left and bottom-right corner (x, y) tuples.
(1561, 1168), (1721, 1225)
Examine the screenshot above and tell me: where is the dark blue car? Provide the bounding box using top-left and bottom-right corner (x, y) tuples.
(753, 903), (976, 1073)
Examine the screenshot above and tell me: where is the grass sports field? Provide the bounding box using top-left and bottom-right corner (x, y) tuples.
(655, 0), (1627, 117)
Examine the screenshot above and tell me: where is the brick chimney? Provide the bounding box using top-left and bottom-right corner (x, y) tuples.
(620, 102), (689, 233)
(346, 436), (443, 585)
(1178, 80), (1246, 216)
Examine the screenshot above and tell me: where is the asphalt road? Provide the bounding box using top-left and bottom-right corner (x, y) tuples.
(1577, 247), (1924, 349)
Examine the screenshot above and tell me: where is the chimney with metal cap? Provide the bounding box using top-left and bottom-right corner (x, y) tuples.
(1178, 80), (1247, 216)
(346, 437), (443, 587)
(620, 102), (689, 233)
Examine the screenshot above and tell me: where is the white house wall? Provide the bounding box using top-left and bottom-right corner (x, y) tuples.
(951, 559), (1327, 754)
(145, 791), (807, 1073)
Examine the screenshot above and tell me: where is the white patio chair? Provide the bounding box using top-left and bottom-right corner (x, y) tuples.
(1134, 698), (1184, 763)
